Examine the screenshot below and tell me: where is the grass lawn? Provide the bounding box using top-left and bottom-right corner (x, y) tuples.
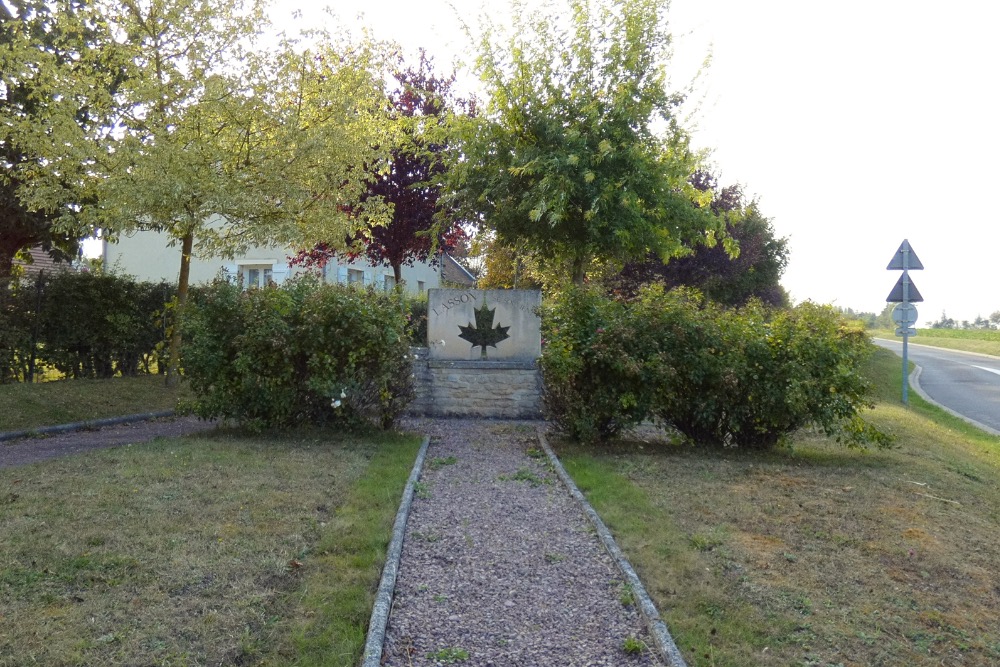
(871, 328), (1000, 357)
(555, 348), (1000, 666)
(0, 428), (422, 666)
(0, 375), (190, 433)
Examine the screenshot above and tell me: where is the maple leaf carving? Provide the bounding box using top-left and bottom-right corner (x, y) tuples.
(458, 301), (511, 359)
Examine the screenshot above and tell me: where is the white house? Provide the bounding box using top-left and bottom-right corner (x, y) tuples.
(100, 228), (465, 294)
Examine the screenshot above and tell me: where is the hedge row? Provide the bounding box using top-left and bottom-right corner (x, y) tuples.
(0, 272), (173, 383)
(179, 276), (415, 431)
(540, 286), (891, 448)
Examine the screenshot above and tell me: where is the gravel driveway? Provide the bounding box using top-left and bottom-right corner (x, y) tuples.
(0, 415), (217, 469)
(385, 418), (664, 666)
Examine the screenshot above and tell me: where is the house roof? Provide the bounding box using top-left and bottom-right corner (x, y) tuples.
(16, 246), (74, 279)
(441, 253), (476, 286)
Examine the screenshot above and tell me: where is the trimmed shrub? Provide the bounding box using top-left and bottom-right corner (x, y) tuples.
(34, 272), (173, 379)
(0, 277), (33, 383)
(540, 285), (890, 448)
(180, 276), (414, 431)
(404, 294), (429, 346)
(0, 272), (172, 382)
(539, 288), (651, 442)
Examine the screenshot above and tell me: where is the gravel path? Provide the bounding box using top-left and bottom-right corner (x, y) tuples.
(385, 418), (663, 667)
(0, 415), (216, 469)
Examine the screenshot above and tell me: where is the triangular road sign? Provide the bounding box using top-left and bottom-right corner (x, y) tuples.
(886, 239), (924, 270)
(886, 274), (923, 302)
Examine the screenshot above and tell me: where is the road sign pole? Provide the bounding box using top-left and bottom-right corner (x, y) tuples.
(902, 329), (909, 404)
(902, 250), (909, 405)
(887, 239), (923, 406)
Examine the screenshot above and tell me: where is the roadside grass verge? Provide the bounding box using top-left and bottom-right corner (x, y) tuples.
(0, 375), (190, 433)
(872, 328), (1000, 357)
(0, 428), (422, 666)
(554, 348), (1000, 666)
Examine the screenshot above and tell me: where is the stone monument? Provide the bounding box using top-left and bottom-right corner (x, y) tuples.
(409, 289), (543, 418)
(427, 289), (541, 361)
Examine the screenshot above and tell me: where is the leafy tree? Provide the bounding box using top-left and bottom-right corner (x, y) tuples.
(291, 52), (467, 288)
(971, 315), (993, 330)
(0, 0), (121, 279)
(17, 0), (397, 384)
(836, 308), (877, 329)
(871, 304), (895, 329)
(608, 171), (789, 306)
(87, 0), (273, 385)
(929, 311), (956, 329)
(475, 234), (545, 290)
(449, 0), (723, 285)
(876, 304), (895, 329)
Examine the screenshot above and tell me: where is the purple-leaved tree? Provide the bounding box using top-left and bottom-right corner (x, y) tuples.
(608, 171), (789, 307)
(292, 51), (469, 287)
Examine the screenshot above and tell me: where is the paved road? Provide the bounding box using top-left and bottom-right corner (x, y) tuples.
(874, 338), (1000, 434)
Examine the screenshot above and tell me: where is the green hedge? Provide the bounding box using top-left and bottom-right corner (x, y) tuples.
(540, 286), (891, 448)
(0, 272), (173, 383)
(405, 295), (429, 346)
(180, 276), (414, 431)
(0, 277), (31, 383)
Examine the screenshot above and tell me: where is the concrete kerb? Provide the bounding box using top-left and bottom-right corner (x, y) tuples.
(361, 435), (431, 667)
(875, 337), (1000, 437)
(536, 424), (689, 667)
(909, 364), (1000, 436)
(0, 410), (177, 443)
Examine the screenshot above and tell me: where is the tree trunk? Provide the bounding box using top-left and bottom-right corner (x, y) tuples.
(393, 262), (404, 292)
(0, 250), (15, 282)
(571, 254), (586, 286)
(0, 231), (29, 281)
(165, 231), (193, 387)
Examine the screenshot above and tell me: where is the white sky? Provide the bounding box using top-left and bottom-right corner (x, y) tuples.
(266, 0), (1000, 325)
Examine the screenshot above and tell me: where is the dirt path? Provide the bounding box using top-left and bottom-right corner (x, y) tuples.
(0, 416), (217, 469)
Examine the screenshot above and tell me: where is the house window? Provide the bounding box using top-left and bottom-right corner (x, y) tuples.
(240, 264), (273, 289)
(347, 269), (365, 285)
(383, 275), (395, 291)
(417, 280), (425, 293)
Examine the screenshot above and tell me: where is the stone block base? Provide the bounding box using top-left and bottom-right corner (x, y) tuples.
(407, 347), (543, 419)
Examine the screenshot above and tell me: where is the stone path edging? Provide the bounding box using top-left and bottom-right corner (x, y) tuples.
(535, 425), (689, 667)
(0, 410), (177, 443)
(361, 435), (431, 667)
